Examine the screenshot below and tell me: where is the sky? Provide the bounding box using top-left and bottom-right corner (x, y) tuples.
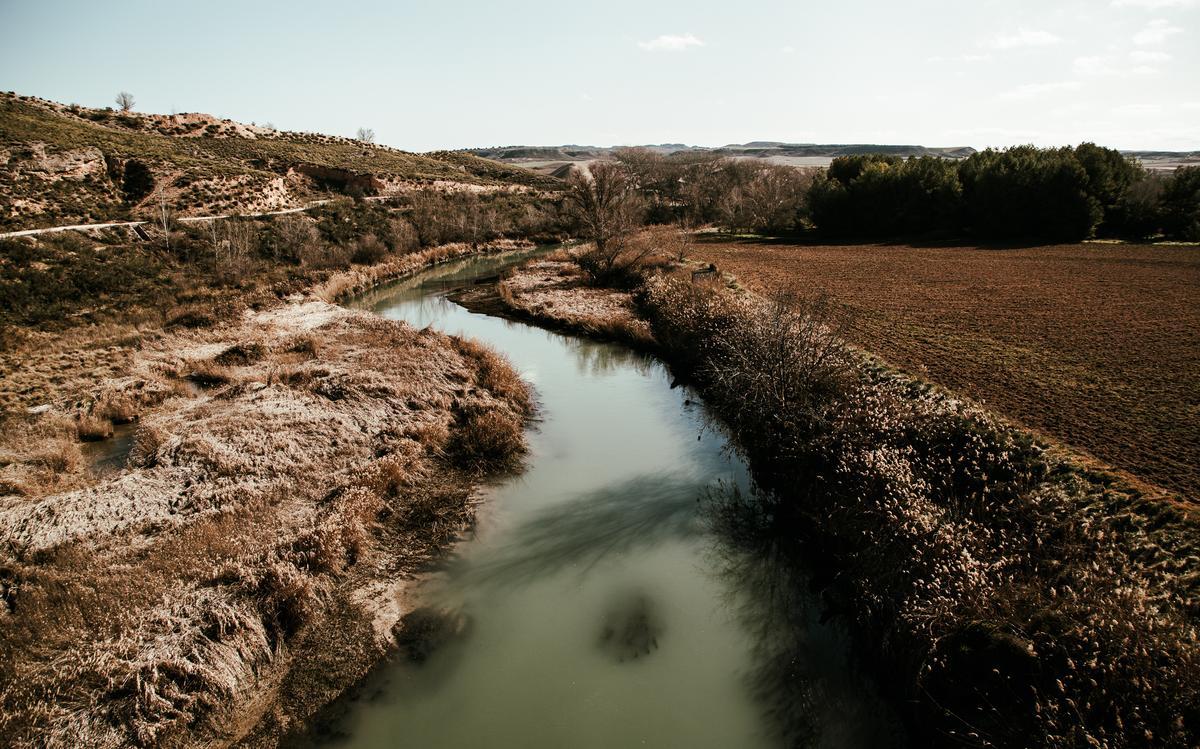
(1, 0), (1197, 151)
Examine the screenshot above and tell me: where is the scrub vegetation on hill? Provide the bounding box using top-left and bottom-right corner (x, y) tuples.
(0, 92), (559, 231)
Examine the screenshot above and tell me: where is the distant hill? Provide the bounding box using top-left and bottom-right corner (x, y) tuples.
(469, 141), (978, 160)
(469, 142), (1197, 175)
(0, 93), (556, 232)
(466, 142), (980, 177)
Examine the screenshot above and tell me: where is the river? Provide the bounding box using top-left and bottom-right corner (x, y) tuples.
(301, 250), (903, 748)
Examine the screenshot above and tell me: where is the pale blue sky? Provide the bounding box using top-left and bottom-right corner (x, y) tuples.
(2, 0), (1197, 151)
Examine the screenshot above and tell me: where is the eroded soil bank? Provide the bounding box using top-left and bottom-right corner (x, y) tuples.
(0, 245), (536, 747)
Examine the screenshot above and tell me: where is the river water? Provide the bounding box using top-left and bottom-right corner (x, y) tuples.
(310, 251), (903, 748)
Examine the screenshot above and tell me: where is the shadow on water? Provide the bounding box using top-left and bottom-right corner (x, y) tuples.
(439, 474), (704, 594)
(706, 489), (908, 749)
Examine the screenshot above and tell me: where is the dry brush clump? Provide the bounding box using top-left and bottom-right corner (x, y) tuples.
(639, 273), (1200, 748)
(0, 415), (86, 497)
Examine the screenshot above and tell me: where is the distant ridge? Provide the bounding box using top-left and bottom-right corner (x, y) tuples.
(467, 142), (1197, 174)
(468, 142), (980, 162)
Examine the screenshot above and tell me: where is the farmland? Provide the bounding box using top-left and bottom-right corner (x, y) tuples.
(690, 238), (1200, 500)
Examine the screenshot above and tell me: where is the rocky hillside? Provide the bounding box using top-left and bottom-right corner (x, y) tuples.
(0, 93), (559, 231)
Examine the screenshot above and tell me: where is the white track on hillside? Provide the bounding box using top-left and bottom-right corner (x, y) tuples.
(0, 196), (402, 239)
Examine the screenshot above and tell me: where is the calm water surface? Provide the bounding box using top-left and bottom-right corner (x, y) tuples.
(312, 251), (902, 748)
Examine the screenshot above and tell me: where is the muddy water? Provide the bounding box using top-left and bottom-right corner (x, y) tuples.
(321, 252), (903, 748)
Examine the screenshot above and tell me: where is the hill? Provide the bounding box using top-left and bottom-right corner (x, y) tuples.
(469, 141), (1198, 176)
(0, 93), (558, 232)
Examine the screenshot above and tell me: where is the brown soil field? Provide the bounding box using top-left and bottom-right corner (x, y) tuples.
(690, 238), (1200, 500)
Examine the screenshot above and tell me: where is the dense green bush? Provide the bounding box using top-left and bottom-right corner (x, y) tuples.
(120, 159), (155, 203)
(958, 146), (1101, 241)
(1161, 166), (1200, 240)
(803, 144), (1195, 242)
(809, 155), (960, 237)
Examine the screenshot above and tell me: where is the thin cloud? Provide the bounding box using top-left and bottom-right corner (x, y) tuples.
(1114, 103), (1164, 116)
(638, 33), (704, 51)
(1073, 55), (1117, 75)
(997, 81), (1082, 100)
(987, 29), (1063, 49)
(1130, 49), (1172, 62)
(927, 53), (992, 63)
(1133, 18), (1183, 45)
(1112, 0), (1197, 8)
(1074, 54), (1162, 75)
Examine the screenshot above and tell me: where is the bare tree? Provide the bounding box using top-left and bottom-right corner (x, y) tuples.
(565, 162), (650, 284)
(356, 127), (375, 143)
(566, 162), (642, 254)
(115, 91), (135, 112)
(209, 219), (254, 279)
(156, 188), (171, 252)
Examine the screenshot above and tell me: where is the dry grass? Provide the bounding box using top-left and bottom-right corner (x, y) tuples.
(73, 413), (113, 441)
(689, 238), (1200, 500)
(475, 255), (657, 349)
(0, 416), (86, 497)
(0, 296), (532, 746)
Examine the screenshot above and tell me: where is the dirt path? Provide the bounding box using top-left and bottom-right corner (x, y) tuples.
(0, 196), (419, 239)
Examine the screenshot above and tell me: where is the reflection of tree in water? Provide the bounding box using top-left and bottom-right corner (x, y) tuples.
(565, 336), (657, 378)
(347, 247), (548, 312)
(706, 486), (907, 749)
(443, 473), (703, 592)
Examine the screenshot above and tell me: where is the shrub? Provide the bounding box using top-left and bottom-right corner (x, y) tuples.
(447, 404), (525, 473)
(120, 159), (155, 203)
(351, 233), (388, 265)
(75, 414), (113, 442)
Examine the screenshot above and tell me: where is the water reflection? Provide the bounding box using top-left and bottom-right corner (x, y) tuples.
(708, 490), (907, 749)
(441, 474), (703, 593)
(566, 336), (656, 378)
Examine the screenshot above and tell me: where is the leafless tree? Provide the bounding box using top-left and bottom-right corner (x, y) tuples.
(566, 162), (642, 254)
(209, 219), (254, 279)
(156, 188), (171, 252)
(566, 162), (648, 283)
(356, 127), (375, 143)
(115, 91), (135, 112)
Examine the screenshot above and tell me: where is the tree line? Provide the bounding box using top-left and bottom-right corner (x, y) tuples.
(576, 145), (1199, 242)
(810, 145), (1199, 241)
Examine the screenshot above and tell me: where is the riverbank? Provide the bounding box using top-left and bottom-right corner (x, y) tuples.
(450, 252), (656, 351)
(475, 248), (1200, 747)
(0, 244), (535, 747)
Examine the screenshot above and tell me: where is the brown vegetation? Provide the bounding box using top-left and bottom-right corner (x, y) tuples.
(0, 298), (532, 747)
(688, 238), (1200, 501)
(638, 274), (1199, 747)
(454, 249), (656, 350)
